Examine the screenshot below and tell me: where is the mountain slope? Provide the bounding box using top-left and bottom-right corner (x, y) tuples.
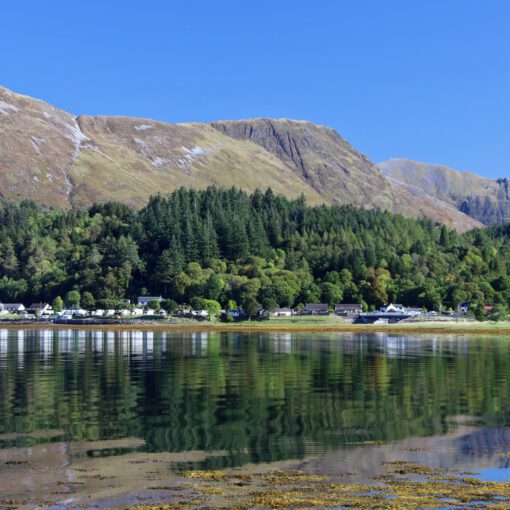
(211, 119), (481, 230)
(0, 85), (481, 231)
(378, 158), (510, 226)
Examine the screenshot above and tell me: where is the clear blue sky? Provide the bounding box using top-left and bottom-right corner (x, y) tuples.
(2, 1), (509, 178)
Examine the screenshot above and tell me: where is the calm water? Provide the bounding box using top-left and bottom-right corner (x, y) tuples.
(1, 329), (510, 479)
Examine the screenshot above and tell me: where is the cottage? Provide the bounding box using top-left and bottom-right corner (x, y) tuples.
(2, 303), (26, 314)
(301, 303), (329, 315)
(382, 303), (405, 313)
(29, 302), (53, 316)
(191, 309), (209, 318)
(137, 296), (163, 307)
(67, 306), (87, 316)
(334, 304), (363, 317)
(272, 307), (293, 317)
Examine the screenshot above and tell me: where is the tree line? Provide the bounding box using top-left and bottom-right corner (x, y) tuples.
(0, 186), (508, 318)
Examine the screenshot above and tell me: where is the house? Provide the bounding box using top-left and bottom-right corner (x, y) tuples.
(272, 307), (293, 317)
(2, 303), (26, 314)
(59, 307), (86, 318)
(68, 306), (87, 316)
(191, 309), (209, 317)
(300, 304), (329, 315)
(382, 303), (405, 313)
(137, 296), (163, 307)
(29, 303), (53, 316)
(334, 304), (363, 318)
(483, 304), (494, 315)
(406, 307), (423, 316)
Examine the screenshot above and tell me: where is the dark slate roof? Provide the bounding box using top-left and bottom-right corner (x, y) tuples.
(29, 302), (50, 309)
(304, 303), (329, 311)
(335, 304), (362, 311)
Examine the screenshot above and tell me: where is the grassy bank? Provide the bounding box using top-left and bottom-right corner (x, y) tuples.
(1, 316), (510, 335)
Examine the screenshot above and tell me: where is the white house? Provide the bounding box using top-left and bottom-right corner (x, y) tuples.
(2, 303), (26, 314)
(382, 303), (405, 313)
(191, 309), (209, 317)
(137, 296), (163, 307)
(29, 303), (53, 316)
(271, 308), (293, 317)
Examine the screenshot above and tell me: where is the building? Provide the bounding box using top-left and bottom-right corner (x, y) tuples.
(137, 296), (163, 307)
(483, 304), (494, 315)
(272, 307), (293, 317)
(29, 303), (53, 316)
(382, 303), (405, 313)
(301, 304), (329, 315)
(334, 304), (363, 318)
(2, 303), (26, 314)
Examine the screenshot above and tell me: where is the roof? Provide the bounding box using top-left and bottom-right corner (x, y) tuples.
(304, 303), (328, 311)
(29, 302), (50, 309)
(335, 304), (362, 310)
(138, 296), (163, 300)
(275, 307), (293, 312)
(2, 303), (24, 307)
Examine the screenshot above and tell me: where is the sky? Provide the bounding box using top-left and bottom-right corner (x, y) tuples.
(1, 0), (509, 178)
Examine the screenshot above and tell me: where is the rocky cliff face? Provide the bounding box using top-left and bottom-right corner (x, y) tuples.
(378, 158), (510, 226)
(211, 119), (482, 230)
(0, 86), (482, 231)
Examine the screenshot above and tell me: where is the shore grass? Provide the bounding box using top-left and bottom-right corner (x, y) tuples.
(1, 316), (510, 335)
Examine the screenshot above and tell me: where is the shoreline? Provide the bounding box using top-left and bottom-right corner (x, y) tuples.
(1, 320), (510, 335)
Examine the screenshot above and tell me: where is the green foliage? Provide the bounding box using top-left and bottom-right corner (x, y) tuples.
(65, 290), (81, 308)
(81, 291), (96, 311)
(52, 296), (63, 312)
(203, 299), (221, 318)
(148, 300), (161, 311)
(0, 186), (509, 313)
(161, 298), (178, 313)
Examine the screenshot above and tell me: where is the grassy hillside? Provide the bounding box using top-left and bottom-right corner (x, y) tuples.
(0, 85), (481, 232)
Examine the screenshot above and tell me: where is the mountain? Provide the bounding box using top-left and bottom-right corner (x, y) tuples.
(378, 158), (510, 226)
(0, 85), (481, 231)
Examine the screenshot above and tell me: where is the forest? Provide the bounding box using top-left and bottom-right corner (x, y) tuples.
(0, 186), (508, 318)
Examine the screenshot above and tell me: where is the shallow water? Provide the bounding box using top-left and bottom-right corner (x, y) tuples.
(1, 329), (510, 506)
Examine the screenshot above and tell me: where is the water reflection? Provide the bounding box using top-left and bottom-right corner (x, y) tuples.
(0, 329), (510, 471)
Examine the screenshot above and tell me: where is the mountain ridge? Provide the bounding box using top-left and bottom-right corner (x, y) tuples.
(0, 85), (481, 231)
(378, 158), (510, 226)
